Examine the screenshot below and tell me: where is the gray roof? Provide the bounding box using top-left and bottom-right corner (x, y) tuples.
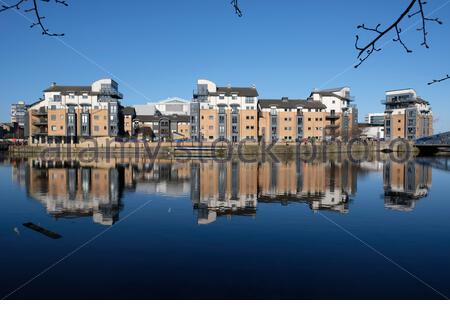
(122, 107), (136, 116)
(210, 86), (259, 97)
(259, 98), (326, 110)
(43, 85), (91, 94)
(135, 114), (190, 123)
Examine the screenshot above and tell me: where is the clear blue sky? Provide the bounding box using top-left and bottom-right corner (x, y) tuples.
(1, 0), (449, 132)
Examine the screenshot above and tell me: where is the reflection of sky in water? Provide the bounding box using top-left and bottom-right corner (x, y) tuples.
(0, 156), (449, 299)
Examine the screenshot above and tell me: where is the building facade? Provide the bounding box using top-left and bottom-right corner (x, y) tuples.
(11, 101), (29, 128)
(258, 97), (328, 142)
(133, 97), (191, 117)
(383, 89), (433, 140)
(309, 87), (358, 141)
(27, 79), (123, 144)
(134, 113), (190, 141)
(191, 79), (259, 142)
(365, 112), (385, 125)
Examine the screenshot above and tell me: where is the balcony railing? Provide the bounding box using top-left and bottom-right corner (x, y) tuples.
(34, 120), (48, 126)
(99, 88), (123, 99)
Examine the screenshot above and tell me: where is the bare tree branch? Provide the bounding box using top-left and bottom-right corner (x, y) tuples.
(354, 0), (442, 68)
(428, 74), (450, 85)
(231, 0), (242, 17)
(0, 0), (67, 36)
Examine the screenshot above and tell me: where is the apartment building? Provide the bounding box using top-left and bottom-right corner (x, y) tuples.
(309, 87), (358, 140)
(11, 101), (29, 128)
(365, 112), (386, 125)
(134, 113), (190, 141)
(191, 79), (259, 142)
(258, 97), (328, 142)
(133, 97), (191, 117)
(27, 79), (123, 144)
(122, 107), (136, 137)
(383, 89), (433, 140)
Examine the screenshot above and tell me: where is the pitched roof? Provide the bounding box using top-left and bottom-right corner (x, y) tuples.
(43, 85), (91, 94)
(259, 98), (326, 110)
(210, 86), (259, 97)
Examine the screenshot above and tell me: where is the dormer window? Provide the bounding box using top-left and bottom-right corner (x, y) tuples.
(232, 94), (238, 100)
(219, 94), (225, 100)
(69, 93), (75, 99)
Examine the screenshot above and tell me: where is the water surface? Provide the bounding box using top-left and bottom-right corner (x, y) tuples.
(1, 154), (450, 299)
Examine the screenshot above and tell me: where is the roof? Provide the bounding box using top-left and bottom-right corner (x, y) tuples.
(122, 107), (136, 116)
(43, 85), (91, 94)
(135, 114), (190, 123)
(210, 86), (259, 97)
(259, 98), (326, 110)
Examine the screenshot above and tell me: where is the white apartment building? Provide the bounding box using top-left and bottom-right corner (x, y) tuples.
(309, 87), (358, 140)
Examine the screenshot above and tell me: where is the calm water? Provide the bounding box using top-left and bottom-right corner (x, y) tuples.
(1, 153), (450, 299)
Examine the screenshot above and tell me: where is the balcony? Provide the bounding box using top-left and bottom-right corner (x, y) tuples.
(326, 114), (340, 120)
(32, 109), (48, 116)
(99, 88), (123, 99)
(34, 120), (48, 126)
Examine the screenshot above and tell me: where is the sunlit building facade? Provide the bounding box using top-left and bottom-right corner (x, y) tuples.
(383, 89), (433, 140)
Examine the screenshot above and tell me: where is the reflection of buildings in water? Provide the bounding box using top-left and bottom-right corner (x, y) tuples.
(191, 161), (258, 225)
(130, 161), (191, 197)
(258, 160), (357, 214)
(191, 159), (358, 224)
(383, 161), (432, 212)
(25, 160), (122, 226)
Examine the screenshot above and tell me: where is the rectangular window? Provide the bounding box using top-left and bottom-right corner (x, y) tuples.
(245, 97), (254, 104)
(51, 115), (56, 120)
(51, 126), (57, 131)
(94, 126), (99, 131)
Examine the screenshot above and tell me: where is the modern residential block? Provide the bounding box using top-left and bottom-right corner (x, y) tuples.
(191, 79), (259, 142)
(309, 87), (358, 141)
(383, 89), (433, 140)
(258, 97), (328, 142)
(27, 79), (123, 144)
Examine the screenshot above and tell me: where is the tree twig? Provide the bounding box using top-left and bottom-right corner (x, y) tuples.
(231, 0), (242, 17)
(0, 0), (67, 36)
(428, 74), (450, 85)
(354, 0), (442, 68)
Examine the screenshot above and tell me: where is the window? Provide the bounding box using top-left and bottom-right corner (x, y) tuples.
(94, 115), (99, 120)
(60, 115), (64, 120)
(232, 94), (238, 100)
(308, 118), (311, 121)
(51, 115), (56, 120)
(51, 126), (57, 131)
(60, 126), (63, 130)
(245, 97), (254, 104)
(94, 126), (99, 131)
(208, 115), (214, 120)
(219, 95), (225, 100)
(208, 126), (214, 130)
